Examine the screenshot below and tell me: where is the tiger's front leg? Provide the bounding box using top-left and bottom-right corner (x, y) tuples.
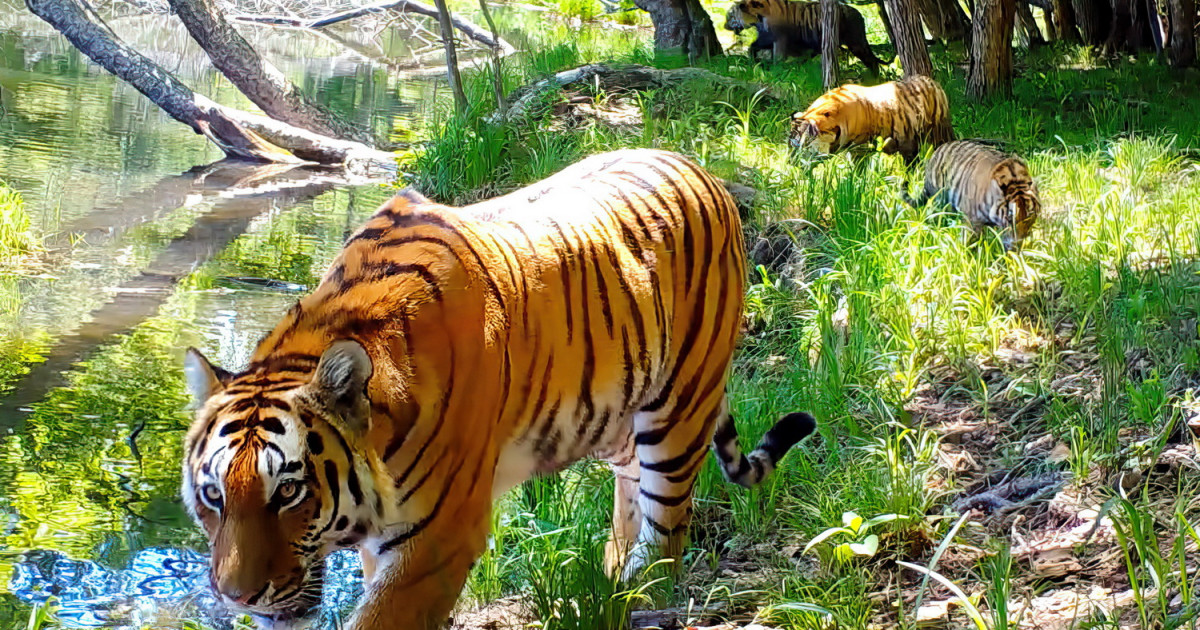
(350, 502), (491, 630)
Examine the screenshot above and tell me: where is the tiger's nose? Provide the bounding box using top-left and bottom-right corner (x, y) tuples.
(215, 576), (268, 606)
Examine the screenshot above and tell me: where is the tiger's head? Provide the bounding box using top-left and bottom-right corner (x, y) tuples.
(789, 92), (857, 153)
(181, 340), (380, 627)
(993, 160), (1041, 250)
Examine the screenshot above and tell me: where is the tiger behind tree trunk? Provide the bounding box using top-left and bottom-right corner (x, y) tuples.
(180, 149), (817, 630)
(727, 0), (887, 72)
(907, 140), (1042, 251)
(789, 75), (955, 162)
(723, 4), (805, 59)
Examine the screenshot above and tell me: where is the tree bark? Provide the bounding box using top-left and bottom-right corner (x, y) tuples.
(478, 0), (505, 111)
(1053, 0), (1082, 42)
(1072, 0), (1111, 45)
(875, 0), (897, 44)
(1016, 0), (1046, 45)
(433, 0), (468, 113)
(634, 0), (723, 60)
(820, 0), (839, 88)
(968, 0), (1016, 99)
(882, 0), (934, 77)
(165, 0), (369, 143)
(915, 0), (970, 41)
(1168, 0), (1195, 66)
(24, 0), (394, 171)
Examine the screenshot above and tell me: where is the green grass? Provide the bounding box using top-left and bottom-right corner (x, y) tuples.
(394, 37), (1200, 630)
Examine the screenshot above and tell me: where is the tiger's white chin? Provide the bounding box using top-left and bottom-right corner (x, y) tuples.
(251, 609), (320, 630)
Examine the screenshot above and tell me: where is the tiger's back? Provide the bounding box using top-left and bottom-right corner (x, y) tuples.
(921, 140), (1041, 250)
(181, 148), (815, 630)
(731, 0), (884, 70)
(790, 75), (954, 160)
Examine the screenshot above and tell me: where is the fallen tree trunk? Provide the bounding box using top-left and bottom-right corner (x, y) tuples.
(25, 0), (394, 172)
(166, 0), (369, 143)
(496, 63), (780, 122)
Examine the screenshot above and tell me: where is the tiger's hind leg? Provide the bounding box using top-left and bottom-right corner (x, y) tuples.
(604, 442), (643, 577)
(619, 396), (727, 581)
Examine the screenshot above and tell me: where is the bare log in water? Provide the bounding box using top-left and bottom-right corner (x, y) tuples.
(165, 0), (371, 143)
(234, 0), (514, 53)
(24, 0), (394, 172)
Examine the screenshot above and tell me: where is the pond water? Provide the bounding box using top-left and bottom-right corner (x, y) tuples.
(0, 2), (643, 626)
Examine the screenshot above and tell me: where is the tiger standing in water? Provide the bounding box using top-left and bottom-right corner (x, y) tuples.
(906, 140), (1042, 251)
(181, 149), (817, 630)
(790, 75), (955, 162)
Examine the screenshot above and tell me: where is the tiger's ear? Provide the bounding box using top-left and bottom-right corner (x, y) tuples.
(307, 340), (373, 433)
(184, 348), (231, 407)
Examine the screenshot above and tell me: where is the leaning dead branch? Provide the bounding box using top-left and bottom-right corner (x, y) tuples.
(26, 0), (394, 173)
(233, 0), (514, 53)
(496, 63), (782, 122)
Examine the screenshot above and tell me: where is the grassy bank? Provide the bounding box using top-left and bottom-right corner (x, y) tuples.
(403, 28), (1200, 630)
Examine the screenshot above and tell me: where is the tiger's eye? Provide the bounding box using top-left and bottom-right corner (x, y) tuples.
(278, 480), (301, 501)
(201, 484), (222, 507)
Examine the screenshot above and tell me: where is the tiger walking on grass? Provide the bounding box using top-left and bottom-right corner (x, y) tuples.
(905, 140), (1042, 251)
(180, 148), (817, 630)
(726, 0), (887, 72)
(789, 75), (955, 162)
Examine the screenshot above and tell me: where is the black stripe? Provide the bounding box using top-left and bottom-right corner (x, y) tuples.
(378, 471), (457, 554)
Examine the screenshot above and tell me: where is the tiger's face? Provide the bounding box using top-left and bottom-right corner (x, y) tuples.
(790, 99), (850, 152)
(182, 341), (377, 627)
(1003, 190), (1040, 250)
(726, 2), (760, 31)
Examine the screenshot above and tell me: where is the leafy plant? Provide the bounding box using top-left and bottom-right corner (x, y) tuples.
(804, 511), (906, 566)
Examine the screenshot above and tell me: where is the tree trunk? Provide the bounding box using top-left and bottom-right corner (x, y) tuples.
(24, 0), (393, 170)
(820, 0), (840, 88)
(882, 0), (934, 77)
(1168, 0), (1195, 66)
(1072, 0), (1112, 45)
(433, 0), (468, 113)
(875, 0), (897, 44)
(968, 0), (1016, 99)
(1053, 0), (1082, 42)
(478, 0), (505, 111)
(915, 0), (970, 41)
(634, 0), (723, 60)
(165, 0), (368, 143)
(1016, 0), (1047, 45)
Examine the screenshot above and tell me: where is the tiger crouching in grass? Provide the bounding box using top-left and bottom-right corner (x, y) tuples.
(180, 148), (818, 630)
(905, 140), (1042, 251)
(789, 74), (954, 162)
(726, 0), (887, 72)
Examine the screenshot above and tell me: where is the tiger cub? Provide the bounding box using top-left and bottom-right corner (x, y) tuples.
(789, 75), (955, 162)
(728, 0), (886, 72)
(907, 140), (1041, 250)
(180, 149), (817, 630)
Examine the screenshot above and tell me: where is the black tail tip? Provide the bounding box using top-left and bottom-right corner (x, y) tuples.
(760, 412), (817, 460)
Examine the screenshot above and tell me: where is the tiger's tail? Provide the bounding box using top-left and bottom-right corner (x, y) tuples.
(712, 412), (817, 488)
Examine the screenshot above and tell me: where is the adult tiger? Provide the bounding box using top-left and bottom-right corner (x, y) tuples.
(723, 3), (801, 59)
(906, 140), (1042, 250)
(727, 0), (887, 72)
(180, 148), (817, 630)
(789, 74), (954, 162)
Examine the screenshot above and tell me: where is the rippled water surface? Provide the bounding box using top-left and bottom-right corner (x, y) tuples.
(0, 1), (637, 625)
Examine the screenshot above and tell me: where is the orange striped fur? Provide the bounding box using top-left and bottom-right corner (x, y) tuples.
(909, 140), (1042, 250)
(728, 0), (886, 71)
(789, 75), (954, 161)
(181, 149), (816, 630)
